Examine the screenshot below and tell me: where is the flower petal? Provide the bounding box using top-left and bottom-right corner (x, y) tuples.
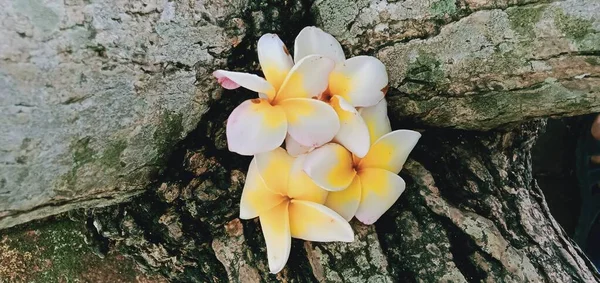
(294, 26), (345, 64)
(328, 56), (388, 107)
(355, 168), (405, 225)
(303, 143), (356, 191)
(278, 98), (340, 148)
(259, 201), (291, 274)
(240, 160), (287, 219)
(257, 34), (294, 96)
(288, 154), (328, 204)
(358, 130), (421, 174)
(226, 99), (287, 156)
(255, 147), (294, 195)
(359, 98), (391, 144)
(213, 70), (275, 97)
(274, 55), (335, 103)
(324, 176), (361, 221)
(284, 134), (312, 157)
(331, 95), (370, 158)
(289, 200), (354, 242)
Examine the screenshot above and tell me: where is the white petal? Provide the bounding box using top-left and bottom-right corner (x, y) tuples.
(213, 70), (275, 97)
(288, 154), (329, 204)
(257, 34), (294, 93)
(355, 168), (405, 225)
(358, 98), (391, 144)
(359, 130), (421, 174)
(303, 143), (356, 192)
(328, 56), (388, 107)
(255, 147), (294, 196)
(331, 95), (370, 158)
(324, 176), (361, 221)
(294, 26), (345, 63)
(259, 201), (291, 274)
(226, 99), (287, 156)
(289, 200), (354, 242)
(273, 55), (335, 103)
(278, 98), (340, 148)
(239, 160), (287, 219)
(284, 134), (312, 157)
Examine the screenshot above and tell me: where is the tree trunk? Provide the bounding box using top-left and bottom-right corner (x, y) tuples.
(86, 118), (599, 282)
(3, 0), (600, 281)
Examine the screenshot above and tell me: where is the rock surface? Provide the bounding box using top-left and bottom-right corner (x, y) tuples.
(315, 0), (600, 130)
(0, 0), (247, 228)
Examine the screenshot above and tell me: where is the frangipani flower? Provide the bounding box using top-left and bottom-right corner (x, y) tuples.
(287, 27), (389, 158)
(303, 99), (421, 224)
(240, 147), (354, 274)
(214, 34), (340, 156)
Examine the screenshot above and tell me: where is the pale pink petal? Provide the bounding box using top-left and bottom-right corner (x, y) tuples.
(213, 70), (275, 97)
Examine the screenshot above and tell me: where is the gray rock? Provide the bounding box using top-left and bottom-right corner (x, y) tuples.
(314, 0), (600, 130)
(0, 0), (249, 229)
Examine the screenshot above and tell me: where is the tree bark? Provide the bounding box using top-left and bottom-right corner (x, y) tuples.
(80, 0), (600, 282)
(85, 119), (599, 282)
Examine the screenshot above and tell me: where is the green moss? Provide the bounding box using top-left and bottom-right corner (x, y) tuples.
(405, 50), (446, 88)
(554, 10), (593, 41)
(1, 217), (155, 282)
(153, 111), (184, 164)
(507, 6), (545, 38)
(60, 137), (97, 189)
(71, 137), (96, 166)
(430, 0), (457, 17)
(585, 57), (600, 66)
(61, 136), (130, 189)
(3, 218), (90, 282)
(99, 139), (127, 168)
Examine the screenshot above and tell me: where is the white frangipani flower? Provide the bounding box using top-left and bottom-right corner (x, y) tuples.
(214, 34), (340, 156)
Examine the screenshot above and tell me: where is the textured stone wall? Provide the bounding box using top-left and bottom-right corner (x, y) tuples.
(0, 0), (248, 228)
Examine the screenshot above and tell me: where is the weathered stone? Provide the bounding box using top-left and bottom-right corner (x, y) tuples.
(0, 0), (249, 228)
(314, 0), (600, 130)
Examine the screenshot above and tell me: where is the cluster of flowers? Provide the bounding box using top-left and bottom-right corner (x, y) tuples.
(214, 27), (420, 274)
